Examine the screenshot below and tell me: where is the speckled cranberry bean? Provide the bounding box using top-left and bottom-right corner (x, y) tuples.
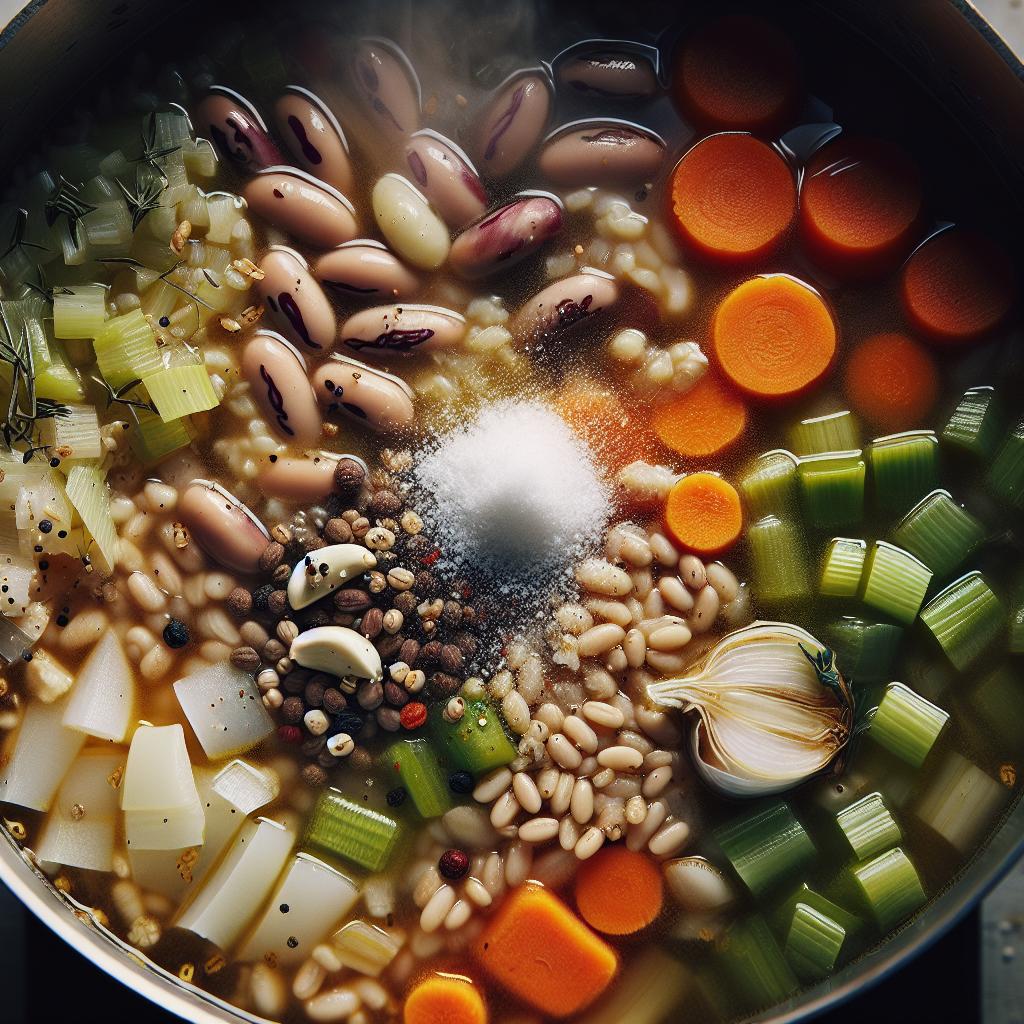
(257, 247), (336, 354)
(313, 240), (419, 302)
(539, 120), (666, 187)
(177, 480), (270, 574)
(473, 70), (552, 178)
(194, 87), (282, 174)
(350, 38), (421, 140)
(243, 167), (357, 249)
(311, 355), (414, 433)
(339, 303), (465, 358)
(241, 330), (322, 444)
(513, 269), (618, 345)
(404, 130), (487, 230)
(274, 86), (354, 194)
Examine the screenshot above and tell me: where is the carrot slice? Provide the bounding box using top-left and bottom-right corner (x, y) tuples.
(901, 228), (1017, 344)
(669, 133), (796, 264)
(404, 974), (487, 1024)
(555, 381), (658, 471)
(650, 373), (747, 459)
(800, 136), (924, 277)
(673, 15), (800, 134)
(844, 332), (939, 433)
(474, 884), (617, 1017)
(575, 845), (664, 936)
(713, 275), (837, 400)
(664, 473), (743, 556)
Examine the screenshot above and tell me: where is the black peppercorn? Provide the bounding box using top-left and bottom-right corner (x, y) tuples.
(386, 786), (407, 807)
(330, 710), (364, 737)
(252, 583), (275, 612)
(162, 619), (190, 649)
(448, 771), (474, 794)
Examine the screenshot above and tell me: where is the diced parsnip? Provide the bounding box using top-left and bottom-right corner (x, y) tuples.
(64, 465), (119, 573)
(121, 724), (205, 851)
(576, 947), (691, 1024)
(24, 649), (74, 703)
(63, 631), (136, 743)
(175, 817), (295, 950)
(53, 284), (107, 339)
(331, 920), (403, 976)
(0, 693), (86, 810)
(238, 854), (359, 966)
(14, 470), (73, 535)
(34, 748), (124, 872)
(915, 752), (1008, 855)
(174, 663), (275, 760)
(0, 564), (34, 617)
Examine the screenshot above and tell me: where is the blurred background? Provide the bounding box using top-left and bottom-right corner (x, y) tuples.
(0, 0), (1020, 1022)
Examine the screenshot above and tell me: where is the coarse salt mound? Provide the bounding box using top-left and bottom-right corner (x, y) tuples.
(413, 400), (612, 584)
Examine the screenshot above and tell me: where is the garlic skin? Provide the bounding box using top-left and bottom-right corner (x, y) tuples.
(647, 621), (853, 798)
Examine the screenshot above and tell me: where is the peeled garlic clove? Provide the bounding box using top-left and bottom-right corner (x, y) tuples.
(663, 856), (737, 914)
(290, 626), (382, 681)
(286, 544), (378, 610)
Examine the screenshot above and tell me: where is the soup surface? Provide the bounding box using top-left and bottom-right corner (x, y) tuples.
(0, 3), (1021, 1023)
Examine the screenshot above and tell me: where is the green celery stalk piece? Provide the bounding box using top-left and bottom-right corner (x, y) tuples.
(432, 699), (516, 775)
(384, 738), (452, 818)
(304, 791), (401, 872)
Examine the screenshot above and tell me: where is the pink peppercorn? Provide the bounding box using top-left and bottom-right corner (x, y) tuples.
(438, 848), (469, 880)
(278, 725), (303, 744)
(400, 701), (427, 730)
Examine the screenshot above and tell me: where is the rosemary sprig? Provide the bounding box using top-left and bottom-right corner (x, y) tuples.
(115, 168), (165, 231)
(22, 264), (73, 303)
(44, 176), (96, 248)
(2, 208), (49, 259)
(93, 374), (156, 413)
(159, 260), (214, 310)
(135, 111), (181, 180)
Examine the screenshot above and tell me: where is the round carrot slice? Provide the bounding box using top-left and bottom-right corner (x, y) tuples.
(404, 974), (487, 1024)
(713, 275), (837, 400)
(901, 228), (1017, 344)
(669, 133), (796, 264)
(800, 136), (924, 277)
(664, 473), (743, 556)
(651, 373), (747, 459)
(575, 846), (664, 936)
(844, 332), (939, 433)
(673, 15), (801, 134)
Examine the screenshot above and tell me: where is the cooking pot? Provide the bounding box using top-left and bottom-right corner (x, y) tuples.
(0, 1), (1021, 1021)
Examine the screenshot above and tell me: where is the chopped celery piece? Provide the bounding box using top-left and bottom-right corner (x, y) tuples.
(740, 450), (799, 517)
(183, 138), (218, 179)
(921, 571), (1004, 671)
(145, 364), (219, 421)
(973, 667), (1024, 747)
(152, 110), (192, 150)
(915, 752), (1007, 855)
(986, 419), (1024, 509)
(176, 817), (295, 950)
(432, 698), (517, 774)
(870, 682), (948, 767)
(849, 847), (925, 930)
(174, 662), (275, 759)
(747, 515), (811, 604)
(0, 691), (86, 811)
(715, 801), (816, 898)
(384, 738), (452, 818)
(83, 199), (132, 248)
(129, 406), (193, 465)
(53, 284), (106, 338)
(860, 541), (932, 625)
(868, 431), (940, 516)
(206, 194), (245, 245)
(942, 386), (1004, 459)
(785, 903), (846, 982)
(798, 450), (865, 528)
(705, 917), (798, 1014)
(891, 489), (984, 579)
(836, 792), (901, 860)
(35, 748), (124, 873)
(305, 790), (401, 871)
(121, 724), (205, 850)
(330, 920), (403, 976)
(774, 884), (862, 942)
(239, 853), (359, 967)
(94, 308), (162, 389)
(39, 402), (102, 461)
(820, 537), (866, 597)
(64, 464), (118, 572)
(790, 410), (859, 456)
(62, 630), (135, 743)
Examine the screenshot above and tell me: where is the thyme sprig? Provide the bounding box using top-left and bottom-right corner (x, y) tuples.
(44, 176), (96, 248)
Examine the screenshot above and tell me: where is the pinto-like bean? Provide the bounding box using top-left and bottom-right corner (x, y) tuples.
(473, 69), (552, 178)
(313, 240), (419, 301)
(371, 174), (449, 270)
(274, 86), (354, 194)
(449, 194), (563, 279)
(556, 46), (660, 98)
(539, 120), (666, 187)
(404, 130), (487, 230)
(176, 480), (270, 574)
(350, 38), (420, 140)
(339, 303), (465, 358)
(256, 247), (336, 354)
(243, 167), (357, 249)
(257, 453), (342, 503)
(310, 355), (414, 433)
(514, 269), (618, 345)
(242, 330), (322, 444)
(194, 87), (282, 174)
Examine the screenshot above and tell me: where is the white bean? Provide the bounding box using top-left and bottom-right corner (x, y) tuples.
(306, 986), (361, 1023)
(658, 575), (694, 613)
(501, 689), (531, 734)
(474, 766), (512, 805)
(679, 554), (706, 590)
(627, 799), (667, 851)
(550, 771), (575, 816)
(140, 644), (173, 682)
(582, 666), (618, 701)
(489, 790), (520, 829)
(689, 585), (720, 634)
(597, 745), (644, 771)
(648, 532), (678, 565)
(504, 840), (534, 886)
(646, 650), (689, 674)
(705, 561), (740, 602)
(570, 778), (595, 824)
(625, 794), (648, 824)
(203, 571), (237, 601)
(351, 979), (389, 1012)
(372, 174), (450, 270)
(648, 819), (691, 857)
(547, 733), (583, 770)
(604, 647), (628, 673)
(555, 603), (593, 635)
(482, 852), (505, 899)
(250, 963), (287, 1018)
(126, 571), (167, 612)
(576, 559), (633, 597)
(518, 816), (560, 843)
(534, 702), (564, 732)
(647, 623), (692, 652)
(58, 609), (108, 651)
(464, 876), (492, 907)
(592, 767), (616, 789)
(620, 534), (653, 567)
(574, 826), (605, 860)
(533, 847), (578, 888)
(444, 898), (472, 931)
(629, 566), (654, 598)
(558, 814), (580, 850)
(292, 958), (326, 1001)
(516, 656), (545, 704)
(512, 772), (542, 814)
(577, 622), (626, 658)
(642, 588), (667, 619)
(420, 884), (457, 932)
(562, 715), (598, 754)
(536, 767), (560, 800)
(582, 599), (632, 629)
(582, 701), (625, 729)
(642, 766), (673, 799)
(623, 627), (647, 668)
